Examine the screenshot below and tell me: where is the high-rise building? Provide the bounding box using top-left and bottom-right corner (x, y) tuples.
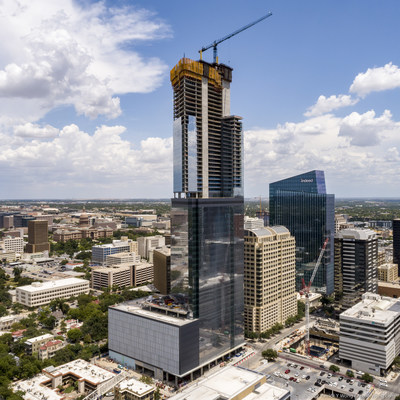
(170, 57), (244, 364)
(334, 229), (378, 311)
(153, 247), (171, 295)
(393, 219), (400, 276)
(244, 226), (296, 334)
(109, 57), (244, 383)
(269, 170), (335, 294)
(26, 220), (50, 253)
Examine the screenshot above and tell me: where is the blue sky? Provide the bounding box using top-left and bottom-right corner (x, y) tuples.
(1, 0), (400, 199)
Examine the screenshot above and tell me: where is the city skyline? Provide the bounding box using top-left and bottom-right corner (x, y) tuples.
(1, 0), (400, 199)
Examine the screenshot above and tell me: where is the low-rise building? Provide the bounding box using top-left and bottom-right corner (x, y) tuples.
(0, 314), (24, 331)
(378, 263), (398, 282)
(26, 333), (54, 355)
(133, 263), (153, 286)
(378, 281), (400, 298)
(4, 236), (24, 253)
(106, 252), (141, 266)
(114, 378), (155, 400)
(92, 239), (137, 264)
(16, 278), (90, 307)
(38, 339), (64, 360)
(92, 265), (132, 290)
(339, 292), (400, 375)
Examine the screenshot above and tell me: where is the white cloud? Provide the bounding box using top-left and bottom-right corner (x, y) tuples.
(0, 0), (170, 121)
(339, 109), (399, 147)
(304, 94), (359, 117)
(14, 123), (60, 138)
(350, 62), (400, 97)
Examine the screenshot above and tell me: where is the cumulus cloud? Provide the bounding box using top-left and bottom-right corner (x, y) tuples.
(0, 124), (173, 198)
(13, 123), (60, 138)
(0, 0), (170, 121)
(304, 94), (359, 117)
(350, 62), (400, 97)
(339, 109), (399, 147)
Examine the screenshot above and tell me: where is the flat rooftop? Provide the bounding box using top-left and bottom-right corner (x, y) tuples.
(341, 292), (400, 325)
(26, 333), (53, 344)
(13, 359), (115, 400)
(118, 378), (153, 396)
(169, 366), (289, 400)
(17, 278), (89, 292)
(110, 300), (193, 327)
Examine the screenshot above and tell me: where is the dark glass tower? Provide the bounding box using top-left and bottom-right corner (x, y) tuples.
(269, 170), (335, 294)
(393, 219), (400, 276)
(170, 58), (244, 365)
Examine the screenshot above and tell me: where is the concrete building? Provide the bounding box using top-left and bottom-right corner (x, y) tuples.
(106, 252), (141, 266)
(378, 281), (400, 299)
(168, 365), (290, 400)
(26, 220), (50, 253)
(153, 247), (171, 295)
(114, 378), (155, 400)
(53, 226), (113, 242)
(13, 359), (116, 400)
(339, 292), (400, 375)
(335, 214), (352, 233)
(244, 226), (297, 334)
(378, 263), (398, 282)
(25, 333), (54, 355)
(137, 235), (165, 260)
(38, 339), (64, 360)
(92, 265), (133, 290)
(269, 170), (335, 294)
(125, 214), (157, 228)
(92, 238), (136, 264)
(334, 229), (378, 311)
(4, 236), (24, 253)
(244, 216), (264, 230)
(133, 263), (154, 286)
(0, 314), (24, 331)
(3, 215), (14, 229)
(16, 278), (90, 307)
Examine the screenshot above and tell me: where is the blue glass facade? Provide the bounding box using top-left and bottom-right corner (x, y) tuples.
(269, 170), (335, 294)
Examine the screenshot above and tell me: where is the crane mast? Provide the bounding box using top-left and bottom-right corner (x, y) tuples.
(301, 238), (329, 357)
(199, 11), (272, 63)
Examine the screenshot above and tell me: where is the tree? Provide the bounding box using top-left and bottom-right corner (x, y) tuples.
(67, 328), (83, 343)
(346, 370), (354, 378)
(140, 375), (153, 385)
(394, 396), (400, 400)
(261, 349), (278, 362)
(361, 373), (373, 383)
(0, 304), (7, 317)
(393, 356), (400, 369)
(329, 365), (340, 373)
(154, 387), (161, 400)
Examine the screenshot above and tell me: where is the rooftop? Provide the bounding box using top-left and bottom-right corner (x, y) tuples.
(341, 292), (400, 325)
(169, 366), (289, 400)
(117, 378), (154, 395)
(17, 278), (89, 293)
(26, 334), (53, 345)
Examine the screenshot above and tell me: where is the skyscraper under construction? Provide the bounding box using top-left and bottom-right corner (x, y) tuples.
(170, 58), (245, 365)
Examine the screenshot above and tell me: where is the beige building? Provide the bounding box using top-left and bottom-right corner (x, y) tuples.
(137, 235), (165, 259)
(53, 226), (113, 242)
(114, 378), (155, 400)
(153, 247), (171, 295)
(106, 252), (141, 266)
(378, 263), (398, 282)
(4, 236), (24, 253)
(335, 214), (352, 233)
(92, 265), (133, 290)
(38, 339), (64, 360)
(25, 333), (54, 355)
(244, 226), (297, 334)
(16, 278), (90, 307)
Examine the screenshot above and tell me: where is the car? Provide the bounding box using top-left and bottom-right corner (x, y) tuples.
(307, 388), (314, 392)
(320, 364), (326, 369)
(327, 373), (332, 378)
(333, 382), (338, 387)
(346, 379), (351, 383)
(358, 390), (364, 395)
(300, 366), (305, 370)
(380, 383), (388, 387)
(306, 375), (311, 380)
(320, 372), (325, 376)
(338, 376), (343, 381)
(349, 388), (354, 392)
(285, 369), (290, 374)
(379, 379), (388, 384)
(341, 385), (345, 389)
(274, 372), (280, 377)
(289, 377), (294, 381)
(296, 379), (301, 383)
(293, 364), (298, 368)
(302, 374), (307, 379)
(287, 363), (291, 367)
(294, 373), (299, 377)
(361, 383), (366, 387)
(292, 378), (297, 382)
(322, 380), (327, 385)
(350, 380), (354, 385)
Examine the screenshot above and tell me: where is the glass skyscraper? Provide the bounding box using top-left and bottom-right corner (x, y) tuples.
(269, 170), (335, 294)
(170, 58), (244, 365)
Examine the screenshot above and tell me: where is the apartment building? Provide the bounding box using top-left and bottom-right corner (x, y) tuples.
(38, 339), (64, 360)
(25, 333), (54, 355)
(378, 263), (398, 282)
(244, 226), (297, 334)
(339, 292), (400, 374)
(16, 278), (90, 307)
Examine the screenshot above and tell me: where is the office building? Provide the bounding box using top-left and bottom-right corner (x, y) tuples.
(109, 57), (244, 382)
(3, 215), (14, 229)
(153, 247), (171, 295)
(339, 292), (400, 374)
(106, 252), (141, 266)
(92, 238), (136, 264)
(16, 278), (89, 307)
(393, 219), (400, 276)
(334, 229), (378, 311)
(244, 216), (264, 230)
(269, 170), (335, 294)
(26, 220), (50, 253)
(168, 365), (290, 400)
(378, 263), (398, 282)
(4, 236), (24, 254)
(244, 226), (297, 334)
(335, 214), (352, 233)
(137, 235), (165, 259)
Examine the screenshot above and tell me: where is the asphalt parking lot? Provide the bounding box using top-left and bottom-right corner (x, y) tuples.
(259, 359), (373, 399)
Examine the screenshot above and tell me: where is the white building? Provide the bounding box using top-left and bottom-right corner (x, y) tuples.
(16, 278), (90, 307)
(4, 236), (24, 254)
(339, 292), (400, 374)
(244, 216), (264, 230)
(137, 235), (165, 260)
(106, 251), (141, 266)
(92, 238), (137, 264)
